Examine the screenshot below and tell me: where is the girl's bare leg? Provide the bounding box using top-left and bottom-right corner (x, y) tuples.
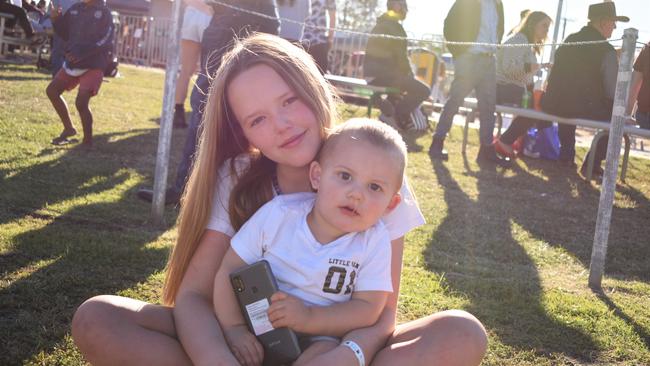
(371, 310), (488, 366)
(71, 295), (192, 366)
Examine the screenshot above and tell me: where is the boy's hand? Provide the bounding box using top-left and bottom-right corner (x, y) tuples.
(268, 292), (312, 332)
(223, 325), (264, 366)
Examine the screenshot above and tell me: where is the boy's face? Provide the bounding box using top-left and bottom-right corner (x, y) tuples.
(309, 139), (402, 238)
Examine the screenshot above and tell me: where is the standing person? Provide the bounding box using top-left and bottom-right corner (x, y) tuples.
(45, 0), (114, 147)
(363, 0), (430, 130)
(625, 42), (650, 129)
(493, 11), (553, 157)
(214, 119), (405, 365)
(541, 2), (629, 177)
(136, 0), (280, 204)
(48, 0), (79, 76)
(72, 34), (488, 366)
(171, 0), (213, 129)
(428, 0), (510, 167)
(302, 0), (336, 74)
(277, 0), (311, 44)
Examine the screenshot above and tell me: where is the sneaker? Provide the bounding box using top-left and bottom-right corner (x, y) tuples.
(173, 108), (187, 129)
(493, 137), (516, 158)
(136, 187), (181, 205)
(580, 161), (604, 180)
(522, 145), (540, 159)
(477, 145), (512, 168)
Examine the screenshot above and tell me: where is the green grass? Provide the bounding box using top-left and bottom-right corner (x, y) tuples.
(1, 64), (649, 365)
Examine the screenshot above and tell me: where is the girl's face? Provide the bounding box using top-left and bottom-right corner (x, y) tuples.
(534, 18), (552, 42)
(227, 64), (322, 169)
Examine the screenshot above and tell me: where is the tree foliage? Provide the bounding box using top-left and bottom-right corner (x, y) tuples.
(336, 0), (383, 32)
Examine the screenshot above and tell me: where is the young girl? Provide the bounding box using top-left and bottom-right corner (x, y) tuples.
(71, 33), (487, 366)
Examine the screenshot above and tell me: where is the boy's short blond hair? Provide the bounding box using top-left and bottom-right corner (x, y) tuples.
(318, 118), (407, 188)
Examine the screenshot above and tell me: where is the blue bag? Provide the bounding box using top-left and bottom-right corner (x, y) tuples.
(525, 124), (560, 160)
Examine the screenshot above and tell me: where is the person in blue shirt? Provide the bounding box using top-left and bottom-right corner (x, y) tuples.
(45, 0), (113, 147)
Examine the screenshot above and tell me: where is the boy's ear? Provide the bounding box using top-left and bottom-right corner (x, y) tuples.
(309, 161), (322, 191)
(384, 192), (401, 214)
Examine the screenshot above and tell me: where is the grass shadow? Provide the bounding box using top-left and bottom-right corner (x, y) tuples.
(0, 130), (179, 365)
(512, 157), (650, 282)
(593, 288), (650, 349)
(428, 158), (600, 361)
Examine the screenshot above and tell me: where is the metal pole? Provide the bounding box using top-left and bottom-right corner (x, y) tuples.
(151, 0), (182, 226)
(550, 0), (564, 62)
(588, 28), (638, 289)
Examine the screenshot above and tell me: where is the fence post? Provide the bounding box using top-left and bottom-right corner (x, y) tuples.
(151, 0), (182, 226)
(588, 28), (638, 289)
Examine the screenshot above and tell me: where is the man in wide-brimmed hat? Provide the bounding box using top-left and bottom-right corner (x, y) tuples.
(541, 1), (629, 178)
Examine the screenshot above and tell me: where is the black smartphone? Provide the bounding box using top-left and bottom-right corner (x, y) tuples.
(230, 260), (302, 366)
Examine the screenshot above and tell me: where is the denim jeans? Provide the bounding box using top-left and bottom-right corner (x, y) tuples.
(636, 110), (650, 129)
(435, 53), (497, 146)
(172, 72), (210, 193)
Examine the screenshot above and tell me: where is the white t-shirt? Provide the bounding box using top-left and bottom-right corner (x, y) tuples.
(230, 192), (392, 307)
(207, 155), (426, 240)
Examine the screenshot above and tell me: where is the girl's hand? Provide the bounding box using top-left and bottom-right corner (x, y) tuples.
(268, 292), (312, 332)
(223, 325), (263, 366)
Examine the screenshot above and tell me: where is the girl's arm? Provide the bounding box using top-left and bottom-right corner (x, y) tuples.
(213, 249), (249, 329)
(173, 230), (240, 366)
(213, 249), (264, 366)
(301, 237), (406, 366)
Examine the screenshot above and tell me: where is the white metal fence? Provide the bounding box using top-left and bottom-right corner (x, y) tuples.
(114, 15), (173, 68)
(112, 15), (448, 100)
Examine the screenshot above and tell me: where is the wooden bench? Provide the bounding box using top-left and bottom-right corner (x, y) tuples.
(447, 98), (650, 182)
(324, 74), (400, 117)
(1, 12), (28, 55)
(0, 12), (45, 59)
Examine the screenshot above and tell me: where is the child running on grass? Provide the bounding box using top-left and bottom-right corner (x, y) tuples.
(45, 0), (114, 147)
(213, 118), (407, 365)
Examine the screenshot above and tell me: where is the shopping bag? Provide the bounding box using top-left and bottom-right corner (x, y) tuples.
(525, 124), (560, 160)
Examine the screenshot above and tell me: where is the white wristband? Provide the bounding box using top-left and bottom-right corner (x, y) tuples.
(342, 340), (365, 366)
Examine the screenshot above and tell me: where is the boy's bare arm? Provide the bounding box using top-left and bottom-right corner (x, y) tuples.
(268, 290), (388, 338)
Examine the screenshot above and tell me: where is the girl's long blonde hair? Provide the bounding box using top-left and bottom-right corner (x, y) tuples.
(162, 33), (339, 305)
